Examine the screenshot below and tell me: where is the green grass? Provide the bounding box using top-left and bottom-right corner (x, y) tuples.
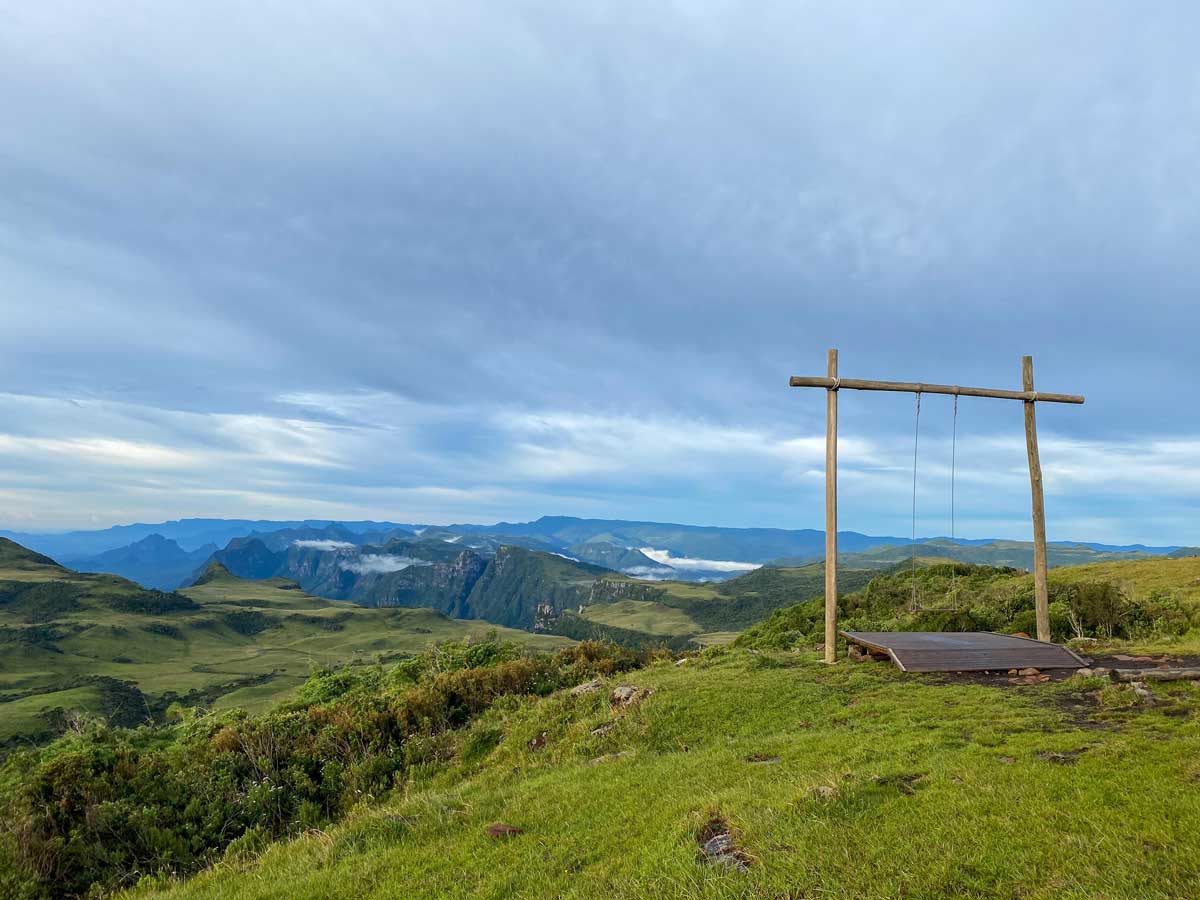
(580, 599), (703, 636)
(122, 648), (1200, 900)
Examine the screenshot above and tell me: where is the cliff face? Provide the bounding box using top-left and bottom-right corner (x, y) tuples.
(198, 538), (621, 631)
(353, 550), (489, 617)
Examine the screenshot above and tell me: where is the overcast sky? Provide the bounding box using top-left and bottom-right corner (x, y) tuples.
(1, 2), (1198, 543)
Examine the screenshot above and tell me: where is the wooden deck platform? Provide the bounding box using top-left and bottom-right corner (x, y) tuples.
(841, 631), (1088, 673)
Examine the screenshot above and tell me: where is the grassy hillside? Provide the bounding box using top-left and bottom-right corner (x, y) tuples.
(57, 645), (1200, 900)
(574, 563), (878, 644)
(799, 538), (1160, 571)
(0, 540), (568, 746)
(740, 557), (1200, 652)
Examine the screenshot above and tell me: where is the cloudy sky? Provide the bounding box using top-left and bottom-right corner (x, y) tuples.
(1, 2), (1197, 544)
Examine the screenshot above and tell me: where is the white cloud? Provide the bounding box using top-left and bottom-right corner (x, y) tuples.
(339, 555), (429, 575)
(638, 548), (761, 573)
(0, 388), (1198, 547)
(291, 539), (355, 551)
(621, 565), (677, 580)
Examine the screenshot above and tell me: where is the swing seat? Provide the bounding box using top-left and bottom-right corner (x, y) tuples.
(840, 630), (1088, 673)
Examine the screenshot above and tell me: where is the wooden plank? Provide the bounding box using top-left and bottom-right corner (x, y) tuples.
(824, 348), (838, 664)
(788, 376), (1084, 404)
(841, 630), (1087, 673)
(1023, 356), (1051, 643)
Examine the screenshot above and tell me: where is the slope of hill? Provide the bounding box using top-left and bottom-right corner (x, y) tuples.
(17, 637), (1200, 900)
(0, 539), (568, 747)
(740, 556), (1200, 650)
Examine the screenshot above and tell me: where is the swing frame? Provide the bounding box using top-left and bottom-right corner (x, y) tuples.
(790, 350), (1085, 664)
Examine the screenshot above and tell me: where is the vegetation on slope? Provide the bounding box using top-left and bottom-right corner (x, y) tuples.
(739, 560), (1199, 650)
(0, 640), (649, 899)
(23, 645), (1198, 900)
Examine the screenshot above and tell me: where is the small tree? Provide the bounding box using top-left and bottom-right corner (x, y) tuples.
(1067, 581), (1130, 638)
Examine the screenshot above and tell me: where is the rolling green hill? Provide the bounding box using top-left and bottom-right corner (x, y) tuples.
(0, 539), (569, 747)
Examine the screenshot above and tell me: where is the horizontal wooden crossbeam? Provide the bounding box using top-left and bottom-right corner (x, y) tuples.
(788, 376), (1084, 404)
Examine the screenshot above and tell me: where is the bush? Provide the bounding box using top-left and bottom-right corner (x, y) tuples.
(0, 638), (649, 899)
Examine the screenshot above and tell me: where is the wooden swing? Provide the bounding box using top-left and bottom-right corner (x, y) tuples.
(790, 350), (1085, 666)
(904, 391), (965, 614)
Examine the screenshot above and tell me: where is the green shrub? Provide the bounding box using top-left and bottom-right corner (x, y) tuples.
(0, 638), (648, 899)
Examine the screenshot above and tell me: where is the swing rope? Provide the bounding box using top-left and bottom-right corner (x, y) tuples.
(950, 393), (958, 603)
(910, 392), (922, 612)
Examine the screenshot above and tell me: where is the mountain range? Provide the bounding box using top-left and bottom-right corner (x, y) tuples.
(2, 515), (1187, 594)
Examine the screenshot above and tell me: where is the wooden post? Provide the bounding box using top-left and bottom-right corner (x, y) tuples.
(824, 349), (838, 663)
(1022, 355), (1051, 643)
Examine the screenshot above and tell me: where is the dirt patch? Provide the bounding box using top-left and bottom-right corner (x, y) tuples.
(746, 753), (782, 764)
(1034, 748), (1089, 765)
(696, 815), (752, 871)
(872, 772), (926, 795)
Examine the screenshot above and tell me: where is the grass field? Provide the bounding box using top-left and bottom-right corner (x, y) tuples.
(121, 645), (1200, 900)
(579, 599), (703, 635)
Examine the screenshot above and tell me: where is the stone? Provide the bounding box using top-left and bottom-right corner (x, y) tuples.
(1130, 681), (1156, 706)
(1073, 668), (1094, 679)
(1018, 667), (1040, 676)
(570, 679), (602, 696)
(610, 685), (654, 708)
(810, 785), (838, 801)
(699, 831), (751, 871)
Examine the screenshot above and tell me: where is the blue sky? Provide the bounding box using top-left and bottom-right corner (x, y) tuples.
(1, 3), (1197, 544)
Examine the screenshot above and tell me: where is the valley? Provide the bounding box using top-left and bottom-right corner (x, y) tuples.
(0, 538), (567, 747)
